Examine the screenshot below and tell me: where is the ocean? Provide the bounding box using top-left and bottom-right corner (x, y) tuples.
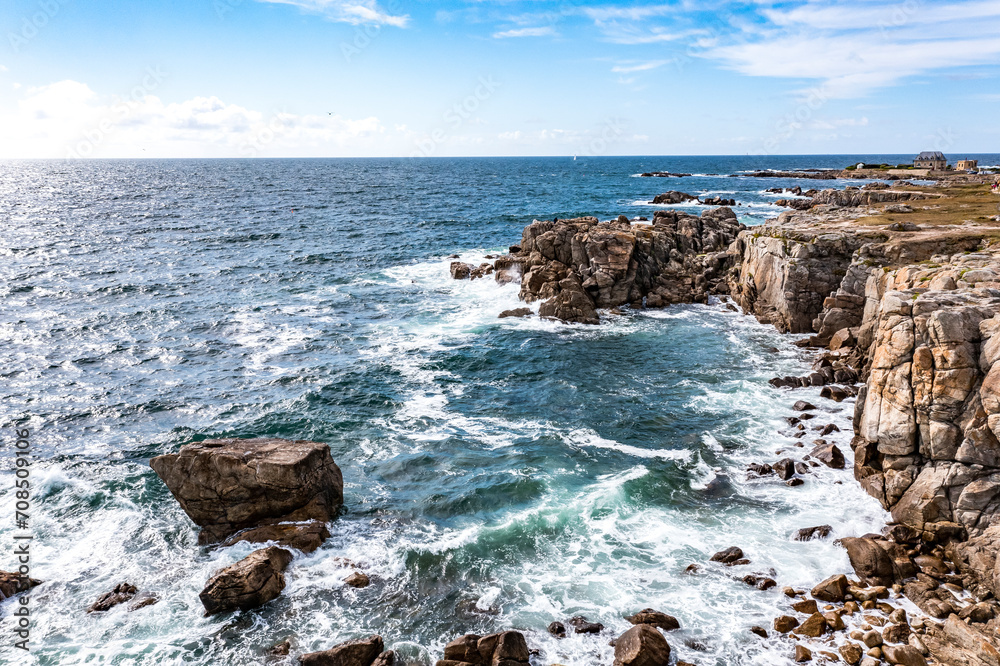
(1, 155), (996, 665)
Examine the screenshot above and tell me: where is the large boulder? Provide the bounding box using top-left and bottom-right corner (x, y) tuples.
(199, 546), (293, 615)
(150, 438), (343, 544)
(842, 537), (895, 586)
(300, 635), (386, 666)
(613, 624), (671, 666)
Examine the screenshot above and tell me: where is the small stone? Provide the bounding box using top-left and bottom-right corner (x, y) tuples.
(87, 583), (138, 613)
(794, 644), (812, 662)
(783, 586), (797, 598)
(270, 641), (291, 656)
(743, 575), (776, 590)
(568, 616), (604, 634)
(792, 600), (819, 615)
(750, 626), (768, 638)
(862, 629), (883, 648)
(786, 478), (805, 487)
(812, 574), (849, 602)
(883, 623), (910, 644)
(823, 611), (845, 631)
(344, 572), (371, 588)
(794, 525), (832, 541)
(498, 308), (533, 319)
(794, 401), (817, 412)
(793, 613), (827, 638)
(625, 609), (680, 631)
(548, 621), (567, 638)
(839, 642), (864, 665)
(775, 616), (800, 633)
(710, 547), (744, 564)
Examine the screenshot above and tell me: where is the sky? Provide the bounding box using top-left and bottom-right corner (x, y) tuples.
(0, 0), (998, 158)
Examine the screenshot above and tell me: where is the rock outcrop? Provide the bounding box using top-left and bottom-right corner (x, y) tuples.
(150, 438), (343, 545)
(199, 546), (293, 615)
(502, 209), (743, 323)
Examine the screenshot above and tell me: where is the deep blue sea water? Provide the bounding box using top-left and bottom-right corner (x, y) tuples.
(0, 155), (996, 665)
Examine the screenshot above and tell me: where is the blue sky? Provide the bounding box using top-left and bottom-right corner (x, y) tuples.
(1, 0), (998, 157)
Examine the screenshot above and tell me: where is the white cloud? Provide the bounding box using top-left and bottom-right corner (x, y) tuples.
(611, 60), (671, 74)
(705, 0), (1000, 98)
(255, 0), (409, 27)
(492, 26), (555, 38)
(0, 64), (7, 72)
(0, 80), (388, 158)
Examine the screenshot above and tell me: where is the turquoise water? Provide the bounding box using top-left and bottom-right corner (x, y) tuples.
(3, 155), (982, 665)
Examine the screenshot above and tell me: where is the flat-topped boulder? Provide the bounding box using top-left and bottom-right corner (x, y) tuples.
(150, 438), (343, 544)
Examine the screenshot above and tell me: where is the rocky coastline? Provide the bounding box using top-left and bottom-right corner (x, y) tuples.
(446, 174), (1000, 664)
(7, 177), (1000, 665)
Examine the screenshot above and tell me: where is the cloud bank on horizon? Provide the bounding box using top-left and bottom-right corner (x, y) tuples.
(0, 0), (997, 158)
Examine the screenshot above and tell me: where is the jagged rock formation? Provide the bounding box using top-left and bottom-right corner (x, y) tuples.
(150, 438), (343, 545)
(729, 201), (1000, 662)
(493, 208), (744, 323)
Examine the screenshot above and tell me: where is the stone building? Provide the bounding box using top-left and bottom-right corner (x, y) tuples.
(914, 151), (947, 170)
(956, 159), (978, 171)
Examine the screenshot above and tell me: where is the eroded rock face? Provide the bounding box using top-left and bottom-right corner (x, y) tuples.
(199, 546), (293, 615)
(150, 438), (343, 544)
(509, 209), (743, 323)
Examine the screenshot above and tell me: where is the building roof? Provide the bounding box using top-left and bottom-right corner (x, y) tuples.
(916, 151), (946, 160)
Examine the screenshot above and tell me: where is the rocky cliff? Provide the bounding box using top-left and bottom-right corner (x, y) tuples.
(727, 195), (1000, 663)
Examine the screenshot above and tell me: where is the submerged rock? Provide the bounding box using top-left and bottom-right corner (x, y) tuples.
(150, 438), (343, 545)
(199, 546), (293, 615)
(87, 582), (137, 613)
